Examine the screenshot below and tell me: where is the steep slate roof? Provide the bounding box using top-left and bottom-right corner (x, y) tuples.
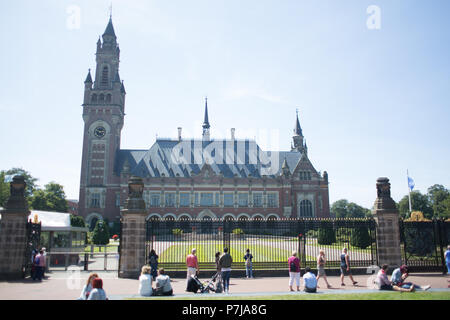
(103, 17), (116, 37)
(115, 139), (304, 178)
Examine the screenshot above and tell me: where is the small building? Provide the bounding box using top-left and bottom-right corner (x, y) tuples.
(28, 210), (88, 266)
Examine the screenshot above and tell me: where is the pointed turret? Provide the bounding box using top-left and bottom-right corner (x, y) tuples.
(103, 17), (116, 38)
(295, 111), (303, 137)
(202, 97), (210, 129)
(281, 157), (291, 177)
(84, 69), (93, 84)
(292, 110), (305, 152)
(202, 97), (210, 141)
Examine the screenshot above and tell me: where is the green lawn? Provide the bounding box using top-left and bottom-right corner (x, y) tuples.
(158, 243), (315, 263)
(129, 291), (450, 300)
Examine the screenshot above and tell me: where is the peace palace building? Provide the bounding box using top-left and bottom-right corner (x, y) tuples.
(78, 18), (331, 228)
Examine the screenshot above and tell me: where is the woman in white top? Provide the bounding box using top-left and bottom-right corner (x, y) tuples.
(78, 273), (98, 300)
(138, 265), (153, 296)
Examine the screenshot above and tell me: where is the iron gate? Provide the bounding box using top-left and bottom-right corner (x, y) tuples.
(23, 220), (41, 278)
(145, 218), (378, 272)
(400, 219), (449, 272)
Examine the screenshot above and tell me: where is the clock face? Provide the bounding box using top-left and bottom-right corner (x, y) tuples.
(94, 126), (106, 138)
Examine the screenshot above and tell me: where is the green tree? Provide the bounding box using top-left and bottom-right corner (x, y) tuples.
(0, 171), (10, 207)
(347, 203), (370, 218)
(398, 191), (433, 219)
(427, 184), (450, 218)
(70, 215), (86, 228)
(92, 220), (110, 245)
(30, 182), (68, 212)
(5, 168), (38, 198)
(331, 199), (349, 218)
(317, 220), (336, 245)
(331, 200), (371, 218)
(350, 227), (372, 249)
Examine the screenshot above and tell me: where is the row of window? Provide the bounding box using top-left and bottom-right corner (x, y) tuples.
(298, 171), (312, 181)
(145, 192), (279, 208)
(91, 192), (313, 218)
(91, 93), (111, 103)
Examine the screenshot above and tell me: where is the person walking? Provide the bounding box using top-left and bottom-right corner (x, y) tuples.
(87, 278), (108, 300)
(340, 248), (357, 286)
(186, 248), (199, 288)
(138, 265), (153, 297)
(244, 249), (253, 279)
(316, 250), (332, 289)
(148, 249), (159, 281)
(445, 245), (450, 275)
(78, 273), (99, 300)
(34, 249), (46, 281)
(288, 251), (301, 292)
(218, 247), (233, 294)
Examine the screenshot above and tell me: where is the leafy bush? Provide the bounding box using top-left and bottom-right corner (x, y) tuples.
(232, 228), (244, 235)
(318, 221), (336, 245)
(92, 220), (110, 245)
(70, 215), (86, 228)
(403, 223), (435, 256)
(172, 228), (184, 236)
(350, 227), (372, 249)
(306, 229), (318, 238)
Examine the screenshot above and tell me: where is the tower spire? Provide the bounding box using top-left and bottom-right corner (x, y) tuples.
(292, 109), (305, 152)
(202, 97), (211, 141)
(295, 108), (303, 137)
(203, 97), (210, 129)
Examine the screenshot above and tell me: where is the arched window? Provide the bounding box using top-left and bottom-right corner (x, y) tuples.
(99, 94), (105, 102)
(179, 216), (190, 233)
(106, 94), (111, 103)
(91, 94), (97, 103)
(89, 217), (99, 231)
(101, 66), (109, 87)
(238, 216), (248, 231)
(164, 216), (175, 233)
(201, 216), (212, 233)
(299, 200), (313, 217)
(267, 216), (277, 230)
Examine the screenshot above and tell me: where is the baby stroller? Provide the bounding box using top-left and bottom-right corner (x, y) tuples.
(186, 273), (222, 294)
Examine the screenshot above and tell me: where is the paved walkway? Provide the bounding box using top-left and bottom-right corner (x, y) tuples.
(0, 271), (448, 300)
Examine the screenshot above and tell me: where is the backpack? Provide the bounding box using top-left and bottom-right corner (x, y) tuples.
(289, 259), (297, 272)
(245, 254), (252, 266)
(149, 255), (157, 265)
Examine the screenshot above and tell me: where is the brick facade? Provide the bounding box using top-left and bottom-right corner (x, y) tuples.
(78, 19), (331, 226)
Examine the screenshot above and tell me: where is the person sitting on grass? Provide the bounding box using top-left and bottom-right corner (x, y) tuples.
(390, 265), (431, 291)
(376, 264), (413, 292)
(154, 268), (173, 296)
(303, 267), (318, 293)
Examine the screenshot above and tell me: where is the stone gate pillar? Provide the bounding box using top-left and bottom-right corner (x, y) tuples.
(119, 176), (147, 279)
(0, 176), (31, 280)
(373, 177), (402, 268)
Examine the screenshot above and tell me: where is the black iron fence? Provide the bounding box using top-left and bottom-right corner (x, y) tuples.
(145, 218), (377, 272)
(400, 219), (450, 272)
(23, 221), (41, 278)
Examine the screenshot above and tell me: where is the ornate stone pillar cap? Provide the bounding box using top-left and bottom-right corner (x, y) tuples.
(1, 175), (30, 214)
(373, 177), (397, 212)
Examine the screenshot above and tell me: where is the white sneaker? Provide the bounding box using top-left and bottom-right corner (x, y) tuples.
(423, 285), (431, 291)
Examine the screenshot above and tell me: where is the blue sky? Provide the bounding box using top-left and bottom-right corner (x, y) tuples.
(1, 0), (449, 209)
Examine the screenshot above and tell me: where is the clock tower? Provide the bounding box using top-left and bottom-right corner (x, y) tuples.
(79, 17), (126, 226)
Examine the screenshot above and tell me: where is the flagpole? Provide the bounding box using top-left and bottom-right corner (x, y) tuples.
(407, 169), (412, 214)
